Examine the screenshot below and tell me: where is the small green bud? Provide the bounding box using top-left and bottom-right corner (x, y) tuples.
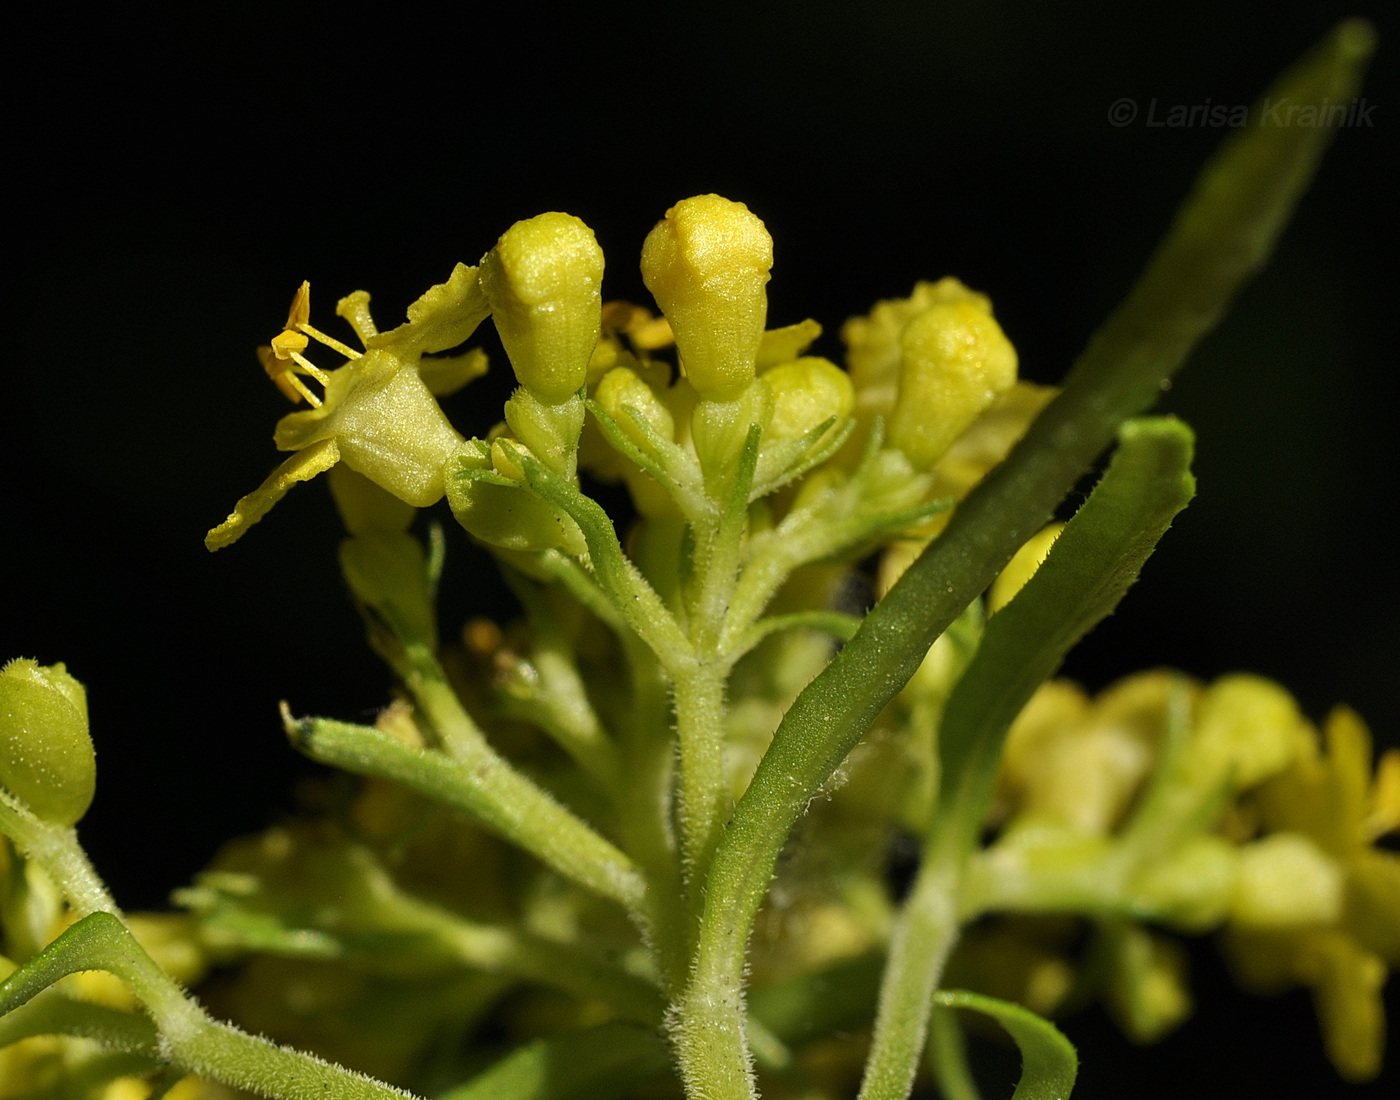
(340, 533), (436, 648)
(0, 659), (96, 826)
(761, 357), (854, 445)
(447, 446), (586, 555)
(594, 367), (677, 454)
(503, 389), (586, 479)
(640, 195), (773, 400)
(328, 465), (416, 536)
(481, 212), (604, 404)
(888, 300), (1018, 469)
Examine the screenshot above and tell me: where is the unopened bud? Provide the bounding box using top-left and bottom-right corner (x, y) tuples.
(482, 212), (604, 404)
(595, 367), (677, 454)
(1188, 674), (1307, 791)
(762, 357), (854, 444)
(641, 195), (773, 400)
(0, 659), (95, 826)
(888, 301), (1017, 469)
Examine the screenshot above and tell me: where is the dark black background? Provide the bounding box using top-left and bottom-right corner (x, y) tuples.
(6, 2), (1397, 1096)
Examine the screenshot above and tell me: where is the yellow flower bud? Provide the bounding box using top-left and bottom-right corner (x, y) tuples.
(843, 278), (992, 418)
(1104, 926), (1193, 1044)
(1232, 833), (1344, 927)
(0, 659), (95, 826)
(481, 212), (604, 404)
(1187, 674), (1308, 791)
(640, 195), (773, 400)
(888, 300), (1018, 469)
(988, 523), (1065, 613)
(761, 357), (854, 444)
(594, 366), (677, 453)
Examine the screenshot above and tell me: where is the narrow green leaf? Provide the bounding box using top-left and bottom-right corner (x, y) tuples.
(934, 417), (1196, 861)
(0, 913), (172, 1018)
(927, 1004), (981, 1100)
(584, 396), (688, 503)
(933, 990), (1078, 1100)
(856, 419), (1192, 1100)
(286, 714), (647, 914)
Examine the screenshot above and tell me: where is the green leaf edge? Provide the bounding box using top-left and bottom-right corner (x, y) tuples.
(932, 989), (1078, 1100)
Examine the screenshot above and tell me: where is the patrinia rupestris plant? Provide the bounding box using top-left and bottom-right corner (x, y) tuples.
(1, 19), (1395, 1100)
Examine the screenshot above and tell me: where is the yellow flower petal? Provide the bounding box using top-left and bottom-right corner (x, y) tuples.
(1311, 931), (1387, 1082)
(1367, 748), (1400, 841)
(1323, 706), (1373, 849)
(205, 439), (341, 550)
(368, 262), (490, 356)
(1345, 847), (1400, 965)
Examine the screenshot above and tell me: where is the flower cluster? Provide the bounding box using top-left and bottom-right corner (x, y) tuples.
(954, 670), (1400, 1078)
(3, 37), (1393, 1089)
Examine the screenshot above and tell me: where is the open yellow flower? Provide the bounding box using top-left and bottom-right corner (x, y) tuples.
(206, 266), (489, 550)
(1222, 707), (1400, 1081)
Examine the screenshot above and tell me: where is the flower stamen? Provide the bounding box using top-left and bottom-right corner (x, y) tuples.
(259, 281), (362, 407)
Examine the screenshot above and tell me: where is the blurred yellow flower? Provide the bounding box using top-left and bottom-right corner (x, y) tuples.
(1222, 707), (1400, 1081)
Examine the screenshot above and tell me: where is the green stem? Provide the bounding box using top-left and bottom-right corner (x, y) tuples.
(394, 644), (489, 762)
(669, 434), (756, 896)
(0, 791), (120, 917)
(501, 565), (622, 789)
(535, 548), (626, 634)
(673, 663), (732, 898)
(175, 1019), (420, 1100)
(857, 860), (961, 1100)
(426, 920), (663, 1025)
(614, 638), (691, 993)
(957, 847), (1131, 921)
(690, 425), (759, 641)
(519, 451), (693, 671)
(1, 912), (419, 1100)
